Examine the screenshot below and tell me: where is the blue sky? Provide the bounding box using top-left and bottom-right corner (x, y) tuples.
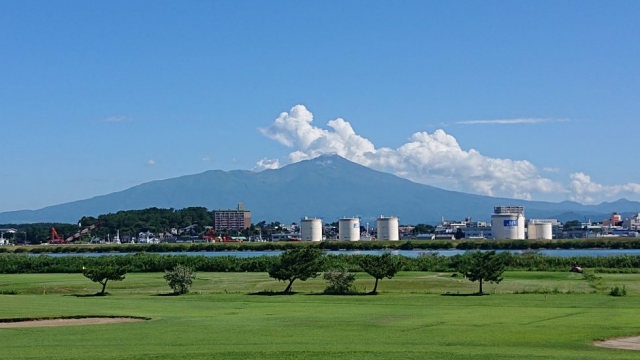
(1, 1), (639, 212)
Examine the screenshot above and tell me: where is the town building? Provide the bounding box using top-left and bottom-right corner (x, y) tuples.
(463, 221), (492, 239)
(622, 213), (640, 231)
(603, 212), (623, 227)
(213, 203), (252, 231)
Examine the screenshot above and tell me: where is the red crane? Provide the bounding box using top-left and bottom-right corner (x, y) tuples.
(49, 227), (65, 244)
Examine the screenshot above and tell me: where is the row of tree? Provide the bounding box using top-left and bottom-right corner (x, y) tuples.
(268, 249), (407, 293)
(268, 248), (505, 294)
(82, 264), (196, 296)
(2, 251), (639, 275)
(80, 250), (505, 295)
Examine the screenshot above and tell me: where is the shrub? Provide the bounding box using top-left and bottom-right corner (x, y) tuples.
(163, 265), (196, 295)
(323, 268), (356, 294)
(609, 285), (627, 297)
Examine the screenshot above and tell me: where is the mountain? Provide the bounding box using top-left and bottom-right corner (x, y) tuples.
(1, 155), (639, 225)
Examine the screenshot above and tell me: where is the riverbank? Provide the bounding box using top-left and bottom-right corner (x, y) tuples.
(3, 238), (640, 255)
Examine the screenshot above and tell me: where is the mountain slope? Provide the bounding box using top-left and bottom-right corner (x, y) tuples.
(1, 155), (639, 224)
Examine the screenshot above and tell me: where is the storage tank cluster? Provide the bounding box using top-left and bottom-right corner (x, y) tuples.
(299, 215), (399, 242)
(527, 220), (553, 240)
(491, 206), (525, 240)
(300, 217), (323, 242)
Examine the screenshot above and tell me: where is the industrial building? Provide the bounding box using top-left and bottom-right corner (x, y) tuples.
(376, 216), (399, 241)
(300, 217), (323, 241)
(527, 219), (561, 239)
(213, 203), (251, 231)
(338, 218), (360, 241)
(463, 221), (492, 239)
(491, 206), (525, 240)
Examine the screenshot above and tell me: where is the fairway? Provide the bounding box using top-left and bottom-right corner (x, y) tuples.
(1, 272), (639, 359)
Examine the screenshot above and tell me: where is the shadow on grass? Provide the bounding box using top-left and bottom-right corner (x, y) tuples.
(154, 292), (181, 297)
(307, 292), (378, 296)
(440, 293), (487, 297)
(68, 293), (109, 298)
(0, 315), (152, 323)
(247, 291), (299, 296)
(0, 290), (19, 295)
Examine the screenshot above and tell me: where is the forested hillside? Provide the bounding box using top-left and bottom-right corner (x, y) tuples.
(1, 207), (214, 244)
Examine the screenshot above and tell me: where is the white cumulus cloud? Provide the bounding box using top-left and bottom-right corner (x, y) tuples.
(258, 105), (565, 200)
(569, 172), (640, 203)
(258, 105), (640, 203)
(254, 158), (280, 170)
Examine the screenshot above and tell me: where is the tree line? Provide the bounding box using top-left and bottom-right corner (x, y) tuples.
(2, 251), (639, 275)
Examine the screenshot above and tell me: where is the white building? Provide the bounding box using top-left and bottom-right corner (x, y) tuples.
(623, 214), (640, 231)
(491, 206), (525, 240)
(463, 221), (492, 239)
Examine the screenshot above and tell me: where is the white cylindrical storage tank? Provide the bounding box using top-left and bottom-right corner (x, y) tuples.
(300, 218), (323, 241)
(528, 223), (552, 240)
(518, 215), (525, 239)
(338, 218), (360, 241)
(491, 214), (525, 240)
(376, 217), (399, 241)
(527, 224), (537, 240)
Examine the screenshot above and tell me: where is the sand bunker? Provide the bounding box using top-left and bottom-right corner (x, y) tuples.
(0, 317), (145, 328)
(595, 336), (640, 351)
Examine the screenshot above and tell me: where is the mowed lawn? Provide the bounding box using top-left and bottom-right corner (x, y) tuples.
(1, 272), (639, 359)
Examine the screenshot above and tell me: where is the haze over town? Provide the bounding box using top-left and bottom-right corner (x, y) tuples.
(1, 1), (639, 212)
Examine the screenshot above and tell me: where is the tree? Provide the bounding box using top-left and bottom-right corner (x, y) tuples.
(412, 223), (435, 235)
(323, 268), (356, 294)
(163, 264), (197, 295)
(456, 250), (507, 295)
(82, 266), (127, 295)
(563, 220), (582, 231)
(268, 248), (325, 293)
(359, 253), (404, 294)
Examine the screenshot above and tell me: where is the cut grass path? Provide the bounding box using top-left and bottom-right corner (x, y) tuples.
(1, 272), (639, 359)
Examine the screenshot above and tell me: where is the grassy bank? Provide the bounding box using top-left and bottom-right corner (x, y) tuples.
(1, 272), (639, 359)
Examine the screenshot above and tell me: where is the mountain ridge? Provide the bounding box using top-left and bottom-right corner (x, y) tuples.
(1, 154), (638, 224)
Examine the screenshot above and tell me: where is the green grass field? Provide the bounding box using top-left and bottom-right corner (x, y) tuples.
(1, 271), (639, 359)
